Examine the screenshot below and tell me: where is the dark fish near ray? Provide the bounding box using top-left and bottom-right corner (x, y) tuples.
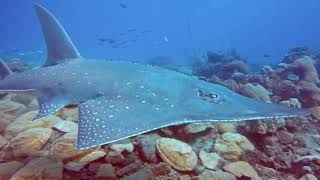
(120, 2), (127, 9)
(0, 4), (310, 150)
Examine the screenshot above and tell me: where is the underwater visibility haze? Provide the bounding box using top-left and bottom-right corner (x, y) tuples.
(0, 1), (319, 179)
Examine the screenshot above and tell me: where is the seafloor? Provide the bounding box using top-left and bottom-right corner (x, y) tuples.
(0, 47), (319, 180)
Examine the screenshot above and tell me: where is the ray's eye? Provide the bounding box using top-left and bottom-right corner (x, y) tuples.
(196, 89), (224, 104)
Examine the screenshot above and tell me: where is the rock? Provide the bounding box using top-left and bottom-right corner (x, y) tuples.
(64, 150), (106, 171)
(28, 150), (50, 159)
(185, 123), (213, 133)
(239, 83), (271, 102)
(95, 163), (117, 180)
(294, 155), (320, 164)
(0, 112), (16, 133)
(179, 175), (191, 180)
(256, 165), (279, 180)
(194, 165), (206, 174)
(110, 142), (134, 154)
(199, 150), (220, 170)
(79, 150), (106, 163)
(64, 162), (84, 172)
(0, 99), (26, 116)
(247, 118), (285, 135)
(150, 162), (173, 177)
(5, 111), (60, 138)
(27, 99), (39, 110)
(291, 56), (319, 84)
(11, 94), (36, 106)
(216, 122), (237, 133)
(122, 168), (154, 180)
(214, 133), (254, 160)
(0, 161), (24, 180)
(223, 161), (261, 180)
(308, 106), (320, 120)
(10, 156), (63, 180)
(105, 150), (125, 165)
(116, 163), (142, 177)
(198, 170), (236, 180)
(276, 130), (295, 144)
(0, 135), (7, 149)
(56, 107), (79, 122)
(137, 135), (159, 163)
(221, 60), (249, 79)
(49, 132), (95, 161)
(156, 138), (197, 171)
(299, 174), (318, 180)
(52, 119), (78, 133)
(262, 65), (274, 74)
(1, 128), (52, 160)
(279, 98), (302, 108)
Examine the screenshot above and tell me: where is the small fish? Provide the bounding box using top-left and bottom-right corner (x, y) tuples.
(163, 36), (169, 42)
(127, 28), (136, 32)
(108, 40), (116, 44)
(120, 2), (127, 8)
(98, 38), (107, 42)
(287, 74), (299, 82)
(263, 54), (271, 58)
(141, 30), (152, 34)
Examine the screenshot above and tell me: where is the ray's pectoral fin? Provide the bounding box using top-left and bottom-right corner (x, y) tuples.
(33, 95), (68, 121)
(76, 96), (182, 150)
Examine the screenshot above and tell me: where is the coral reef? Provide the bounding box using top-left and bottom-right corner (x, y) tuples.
(0, 48), (320, 179)
(193, 50), (249, 80)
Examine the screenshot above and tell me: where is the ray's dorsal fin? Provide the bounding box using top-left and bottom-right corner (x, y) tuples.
(0, 59), (12, 79)
(34, 4), (81, 66)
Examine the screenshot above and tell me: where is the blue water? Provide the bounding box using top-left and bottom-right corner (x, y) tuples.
(1, 0), (320, 64)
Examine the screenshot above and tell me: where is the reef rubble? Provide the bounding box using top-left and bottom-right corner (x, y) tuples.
(0, 48), (319, 179)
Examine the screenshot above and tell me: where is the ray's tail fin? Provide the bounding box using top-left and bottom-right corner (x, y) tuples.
(34, 4), (81, 66)
(0, 59), (12, 80)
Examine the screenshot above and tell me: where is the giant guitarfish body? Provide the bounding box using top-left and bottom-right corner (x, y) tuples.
(0, 4), (309, 149)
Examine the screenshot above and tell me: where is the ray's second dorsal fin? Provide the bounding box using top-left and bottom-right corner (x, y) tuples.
(0, 59), (12, 79)
(34, 4), (81, 66)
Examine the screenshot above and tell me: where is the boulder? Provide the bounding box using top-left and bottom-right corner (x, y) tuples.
(49, 132), (95, 161)
(156, 138), (197, 171)
(214, 133), (254, 160)
(10, 156), (63, 180)
(5, 111), (60, 138)
(1, 128), (52, 160)
(0, 161), (24, 180)
(223, 161), (261, 180)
